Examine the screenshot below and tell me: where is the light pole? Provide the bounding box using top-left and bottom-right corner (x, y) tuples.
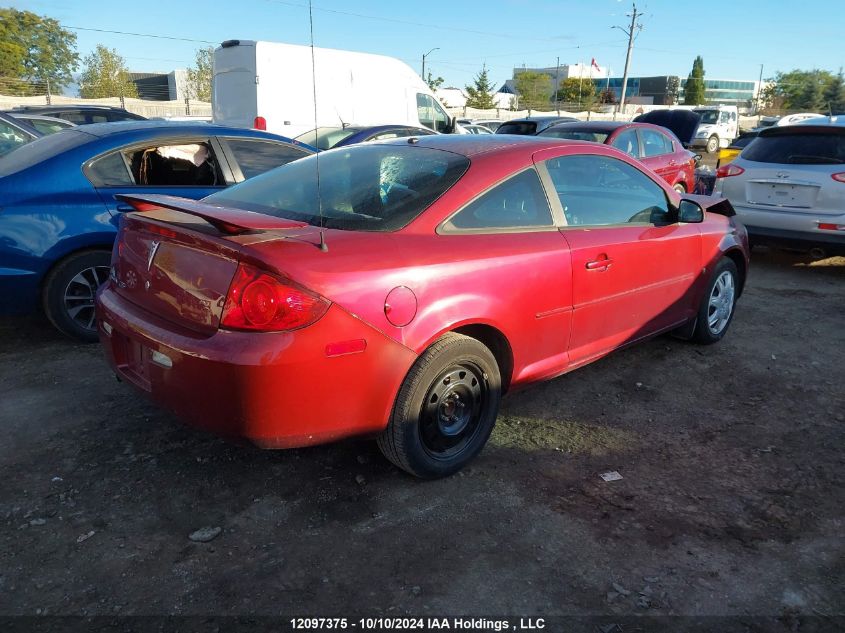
(612, 3), (644, 119)
(421, 47), (439, 82)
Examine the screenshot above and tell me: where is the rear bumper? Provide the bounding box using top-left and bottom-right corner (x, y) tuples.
(744, 225), (845, 254)
(97, 284), (417, 448)
(732, 204), (845, 253)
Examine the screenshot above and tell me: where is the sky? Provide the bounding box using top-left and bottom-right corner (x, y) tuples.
(12, 0), (845, 93)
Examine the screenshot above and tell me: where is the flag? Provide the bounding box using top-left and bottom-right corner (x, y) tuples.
(591, 58), (600, 71)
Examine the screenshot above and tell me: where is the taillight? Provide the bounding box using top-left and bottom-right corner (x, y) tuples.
(220, 263), (329, 332)
(716, 164), (745, 179)
(832, 172), (845, 183)
(253, 116), (267, 130)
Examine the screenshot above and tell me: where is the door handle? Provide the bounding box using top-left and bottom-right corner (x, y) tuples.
(115, 204), (135, 213)
(586, 256), (613, 271)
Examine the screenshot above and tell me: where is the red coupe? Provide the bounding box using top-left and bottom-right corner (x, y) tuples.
(538, 121), (698, 194)
(97, 135), (748, 478)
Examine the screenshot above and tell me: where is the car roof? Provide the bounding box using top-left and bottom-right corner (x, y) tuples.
(380, 133), (593, 157)
(66, 120), (299, 141)
(502, 116), (576, 124)
(12, 104), (135, 113)
(793, 115), (845, 127)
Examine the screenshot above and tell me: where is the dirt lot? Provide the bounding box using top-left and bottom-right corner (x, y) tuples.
(0, 249), (843, 629)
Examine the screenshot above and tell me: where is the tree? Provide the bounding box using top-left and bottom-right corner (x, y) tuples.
(0, 8), (79, 94)
(465, 66), (496, 109)
(822, 69), (845, 114)
(186, 46), (214, 101)
(426, 72), (444, 92)
(553, 77), (597, 106)
(684, 56), (706, 105)
(598, 88), (617, 104)
(764, 69), (837, 112)
(514, 70), (551, 111)
(79, 45), (138, 99)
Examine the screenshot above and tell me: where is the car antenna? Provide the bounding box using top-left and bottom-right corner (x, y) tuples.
(309, 0), (328, 252)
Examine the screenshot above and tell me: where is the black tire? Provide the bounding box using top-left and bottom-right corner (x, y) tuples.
(377, 332), (502, 479)
(692, 257), (739, 344)
(706, 135), (719, 154)
(42, 250), (111, 343)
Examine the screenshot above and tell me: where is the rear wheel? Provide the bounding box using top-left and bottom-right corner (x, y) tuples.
(692, 257), (738, 344)
(706, 135), (719, 154)
(377, 333), (501, 478)
(43, 250), (111, 342)
(673, 182), (686, 194)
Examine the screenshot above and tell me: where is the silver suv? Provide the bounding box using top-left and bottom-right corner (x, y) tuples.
(713, 123), (845, 256)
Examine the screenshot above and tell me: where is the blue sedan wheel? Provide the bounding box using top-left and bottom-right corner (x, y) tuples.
(43, 250), (112, 342)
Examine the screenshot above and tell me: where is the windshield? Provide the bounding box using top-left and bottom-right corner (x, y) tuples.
(496, 121), (538, 135)
(694, 110), (719, 125)
(294, 127), (361, 151)
(539, 129), (609, 143)
(206, 144), (470, 232)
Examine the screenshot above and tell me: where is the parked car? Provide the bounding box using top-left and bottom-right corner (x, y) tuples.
(539, 121), (697, 193)
(295, 124), (436, 150)
(471, 119), (504, 132)
(0, 112), (42, 156)
(496, 116), (578, 135)
(633, 109), (701, 149)
(4, 112), (76, 135)
(97, 135), (749, 478)
(0, 121), (315, 341)
(461, 124), (493, 135)
(713, 123), (845, 256)
(10, 105), (147, 125)
(716, 131), (759, 168)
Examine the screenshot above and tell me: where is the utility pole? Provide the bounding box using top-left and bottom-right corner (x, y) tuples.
(755, 63), (764, 118)
(554, 56), (560, 114)
(613, 3), (644, 119)
(421, 47), (439, 81)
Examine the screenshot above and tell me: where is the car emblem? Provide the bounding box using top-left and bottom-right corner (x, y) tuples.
(147, 240), (161, 271)
(775, 172), (790, 179)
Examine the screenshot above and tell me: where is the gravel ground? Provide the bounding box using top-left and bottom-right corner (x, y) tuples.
(0, 248), (843, 630)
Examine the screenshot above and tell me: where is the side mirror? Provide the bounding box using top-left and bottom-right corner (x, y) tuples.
(678, 199), (704, 223)
(444, 116), (456, 135)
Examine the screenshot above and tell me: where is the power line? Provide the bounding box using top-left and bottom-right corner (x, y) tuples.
(64, 26), (216, 45)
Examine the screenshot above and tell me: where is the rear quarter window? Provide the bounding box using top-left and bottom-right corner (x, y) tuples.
(741, 131), (845, 164)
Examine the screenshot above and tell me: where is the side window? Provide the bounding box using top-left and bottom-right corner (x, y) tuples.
(56, 112), (87, 124)
(0, 120), (31, 156)
(225, 138), (309, 179)
(86, 152), (133, 186)
(641, 129), (673, 157)
(417, 94), (450, 133)
(545, 155), (670, 227)
(611, 129), (640, 158)
(125, 141), (223, 186)
(371, 131), (402, 141)
(445, 169), (553, 231)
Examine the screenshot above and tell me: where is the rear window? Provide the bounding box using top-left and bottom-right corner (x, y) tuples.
(496, 121), (537, 135)
(206, 145), (469, 232)
(0, 129), (91, 177)
(741, 131), (845, 165)
(295, 127), (359, 150)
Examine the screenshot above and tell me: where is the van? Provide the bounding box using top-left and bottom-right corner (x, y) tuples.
(212, 40), (455, 138)
(691, 105), (738, 153)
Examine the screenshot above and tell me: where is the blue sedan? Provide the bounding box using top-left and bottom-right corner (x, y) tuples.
(0, 121), (315, 341)
(294, 125), (437, 150)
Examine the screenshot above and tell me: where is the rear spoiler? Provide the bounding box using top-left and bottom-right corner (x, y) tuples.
(683, 193), (736, 217)
(116, 194), (308, 235)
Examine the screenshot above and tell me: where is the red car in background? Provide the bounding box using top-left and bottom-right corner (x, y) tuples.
(538, 121), (698, 194)
(97, 135), (748, 478)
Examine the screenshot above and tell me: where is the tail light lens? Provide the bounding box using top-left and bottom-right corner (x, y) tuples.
(220, 263), (329, 332)
(253, 116), (267, 130)
(831, 172), (845, 183)
(716, 164), (745, 179)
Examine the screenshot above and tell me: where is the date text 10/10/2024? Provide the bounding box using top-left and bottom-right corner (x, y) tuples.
(290, 618), (546, 631)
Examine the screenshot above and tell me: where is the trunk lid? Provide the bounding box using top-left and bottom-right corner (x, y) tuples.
(110, 194), (311, 334)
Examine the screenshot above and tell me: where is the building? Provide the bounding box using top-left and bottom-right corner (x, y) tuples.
(501, 62), (610, 95)
(128, 70), (189, 101)
(678, 78), (760, 108)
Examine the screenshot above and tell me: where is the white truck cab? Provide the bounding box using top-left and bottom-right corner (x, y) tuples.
(691, 105), (738, 153)
(212, 40), (454, 139)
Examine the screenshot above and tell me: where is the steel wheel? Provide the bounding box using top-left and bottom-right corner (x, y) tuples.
(64, 265), (110, 332)
(673, 183), (686, 194)
(419, 362), (489, 460)
(706, 135), (719, 153)
(707, 270), (735, 335)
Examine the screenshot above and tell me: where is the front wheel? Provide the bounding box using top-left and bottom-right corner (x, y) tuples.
(43, 250), (111, 342)
(706, 135), (719, 154)
(692, 257), (738, 344)
(673, 182), (686, 194)
(377, 333), (502, 478)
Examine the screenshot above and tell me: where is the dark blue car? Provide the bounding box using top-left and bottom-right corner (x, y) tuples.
(294, 125), (437, 150)
(0, 121), (315, 341)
